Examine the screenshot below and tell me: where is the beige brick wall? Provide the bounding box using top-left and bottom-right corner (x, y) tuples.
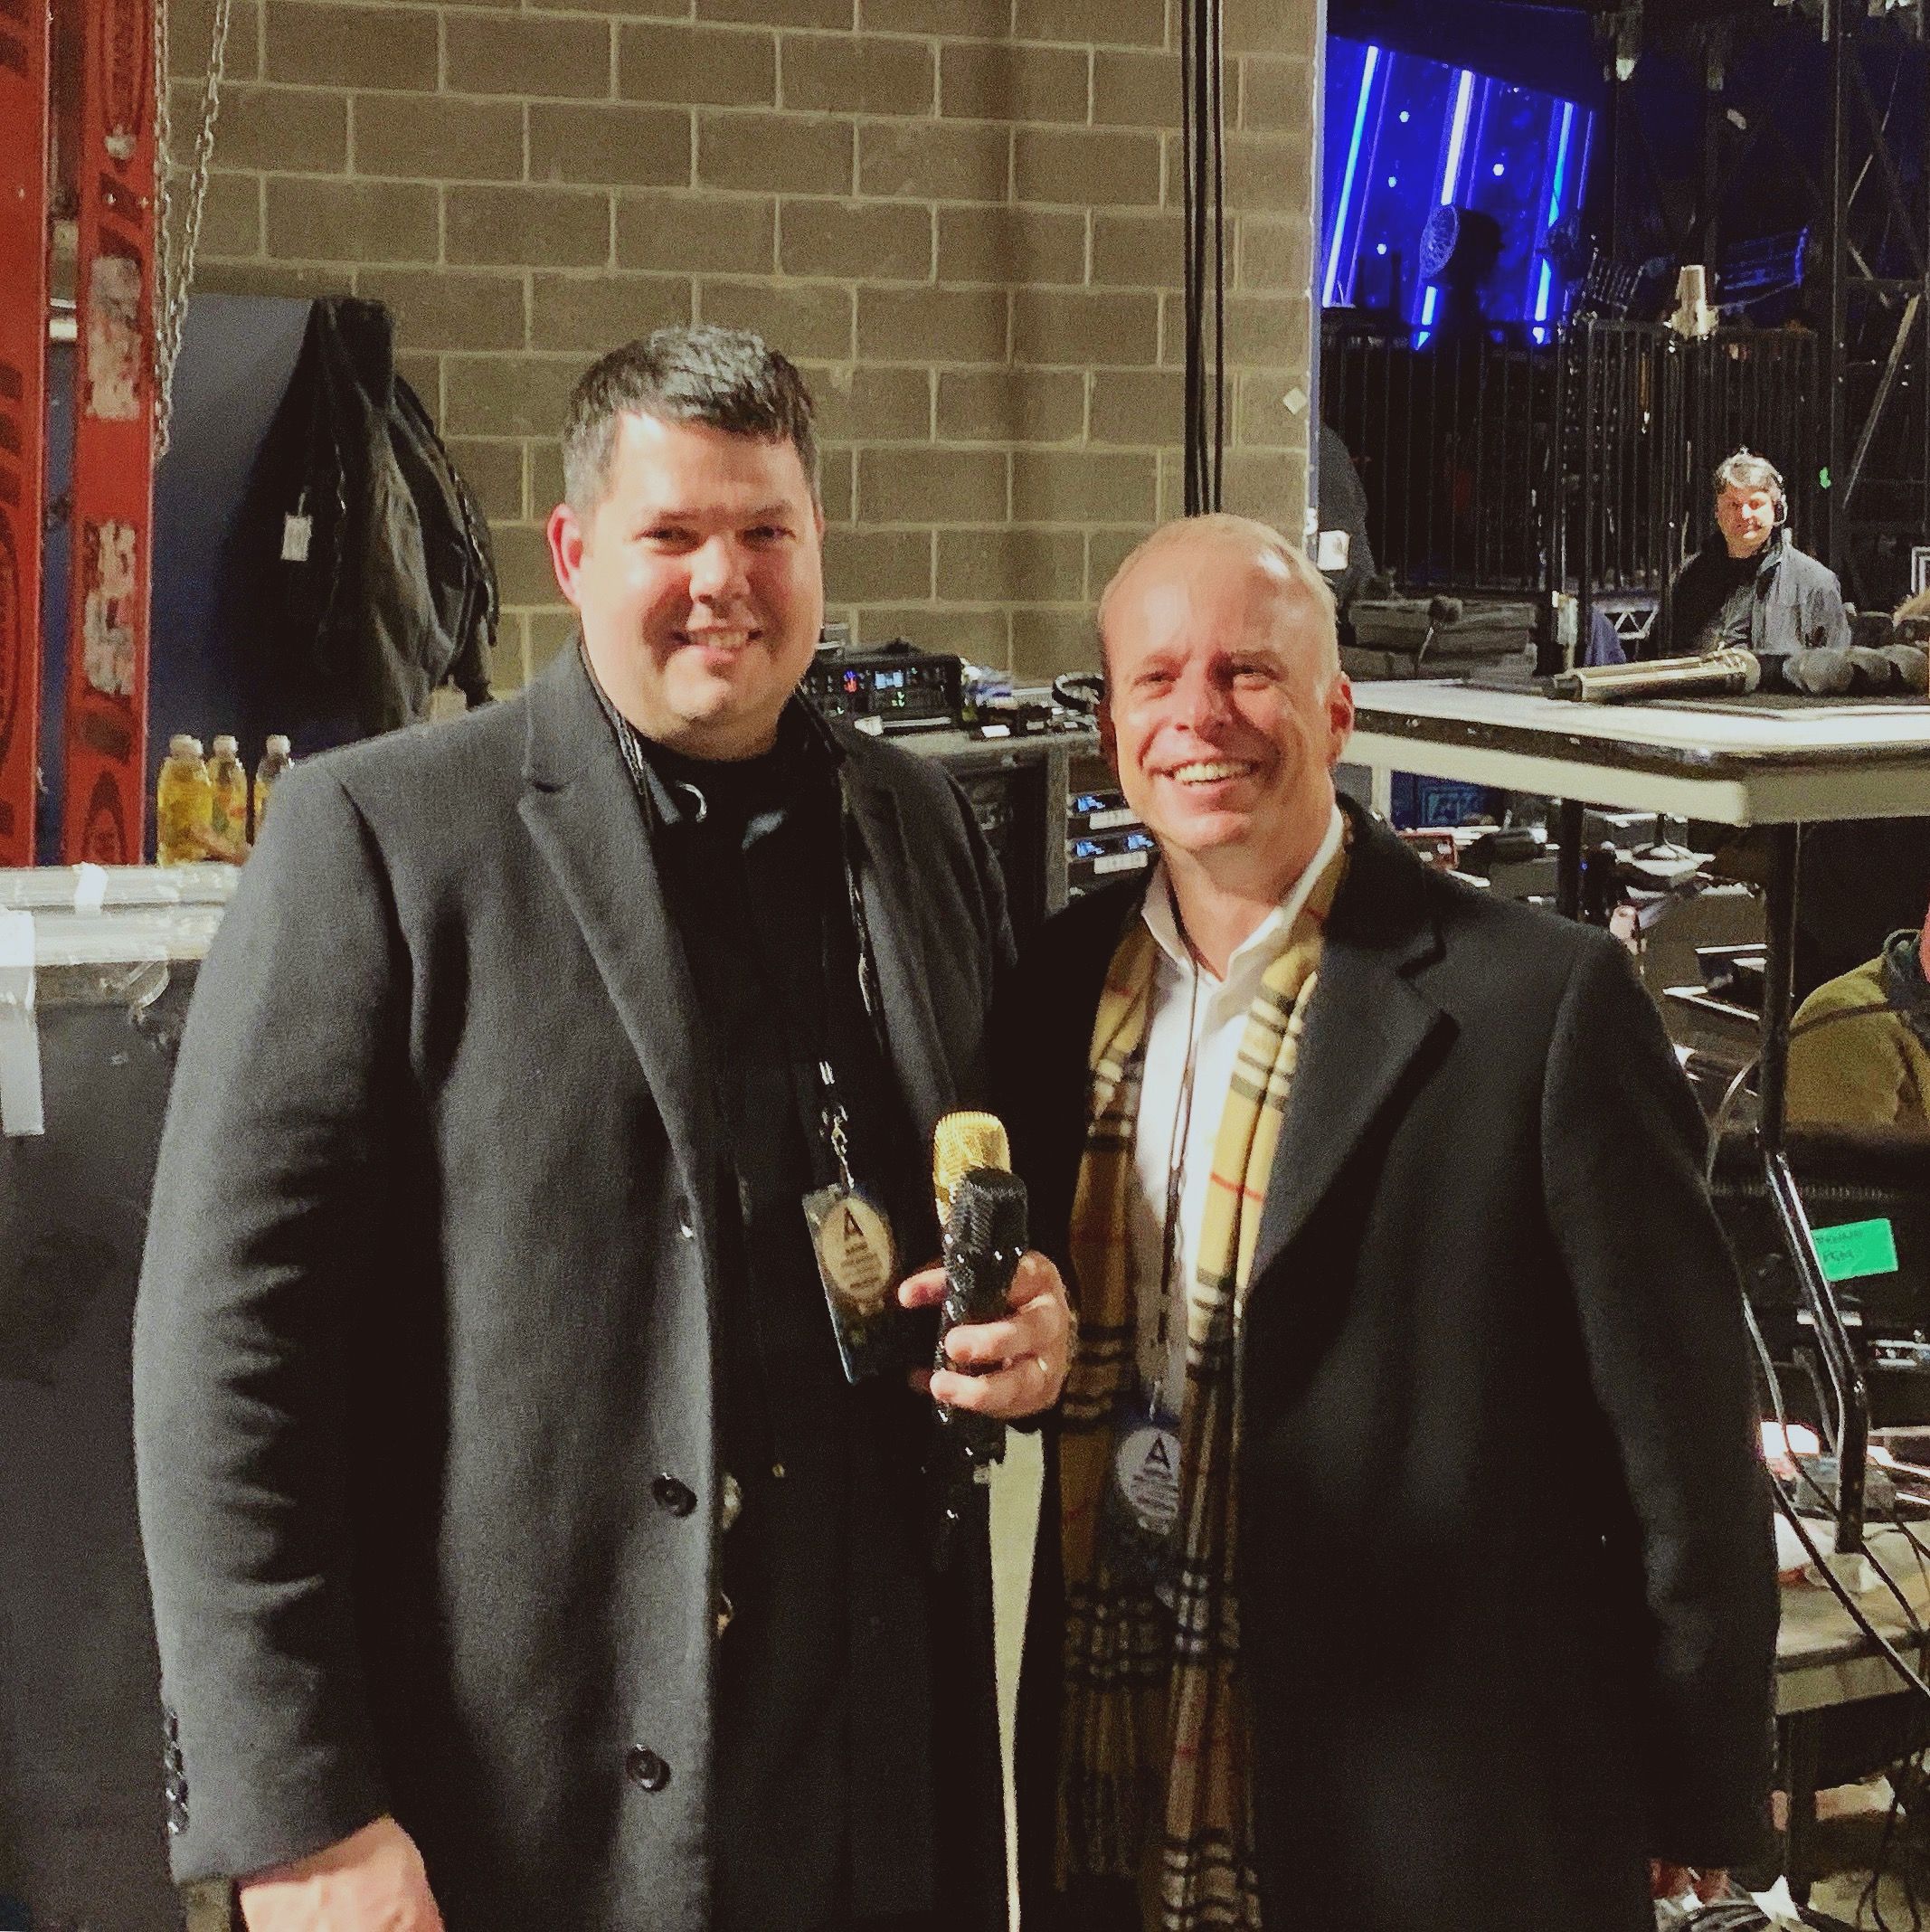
(168, 0), (1320, 687)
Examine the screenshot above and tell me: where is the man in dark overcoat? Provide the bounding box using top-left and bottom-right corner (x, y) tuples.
(134, 327), (1074, 1932)
(1006, 514), (1778, 1932)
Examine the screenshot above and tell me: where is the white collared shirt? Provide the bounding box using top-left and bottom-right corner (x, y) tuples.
(1128, 804), (1345, 1409)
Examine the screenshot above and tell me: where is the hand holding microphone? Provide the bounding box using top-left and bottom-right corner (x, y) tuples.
(897, 1110), (1074, 1425)
(908, 1113), (1074, 1567)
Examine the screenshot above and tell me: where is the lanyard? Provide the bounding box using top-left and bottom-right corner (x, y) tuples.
(818, 1058), (859, 1193)
(1147, 880), (1207, 1405)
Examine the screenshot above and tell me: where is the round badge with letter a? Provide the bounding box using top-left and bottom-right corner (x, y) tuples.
(1114, 1420), (1182, 1542)
(815, 1191), (895, 1318)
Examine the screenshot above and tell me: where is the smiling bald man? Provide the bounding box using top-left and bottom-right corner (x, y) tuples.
(1003, 513), (1778, 1932)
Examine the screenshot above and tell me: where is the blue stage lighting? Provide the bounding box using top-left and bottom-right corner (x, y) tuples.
(1441, 70), (1477, 206)
(1322, 42), (1382, 308)
(1321, 38), (1594, 337)
(1547, 100), (1575, 228)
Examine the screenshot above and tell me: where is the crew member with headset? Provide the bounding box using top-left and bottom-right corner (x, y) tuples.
(1665, 449), (1850, 663)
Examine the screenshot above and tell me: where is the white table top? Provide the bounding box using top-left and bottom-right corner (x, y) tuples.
(1778, 1525), (1930, 1715)
(1345, 681), (1930, 826)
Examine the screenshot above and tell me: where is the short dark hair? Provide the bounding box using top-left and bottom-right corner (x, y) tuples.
(1714, 448), (1785, 511)
(561, 325), (818, 515)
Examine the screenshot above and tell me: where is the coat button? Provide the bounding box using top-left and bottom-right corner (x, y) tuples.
(652, 1473), (696, 1518)
(626, 1745), (670, 1792)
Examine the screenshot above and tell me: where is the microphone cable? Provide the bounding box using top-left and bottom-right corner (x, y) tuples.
(1696, 1000), (1930, 1919)
(1723, 1314), (1930, 1932)
(1704, 1000), (1899, 1463)
(1706, 994), (1930, 1605)
(1745, 1294), (1930, 1702)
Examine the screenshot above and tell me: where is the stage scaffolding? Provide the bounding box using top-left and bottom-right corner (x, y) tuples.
(1320, 316), (1819, 655)
(1596, 0), (1930, 607)
(1320, 1), (1930, 649)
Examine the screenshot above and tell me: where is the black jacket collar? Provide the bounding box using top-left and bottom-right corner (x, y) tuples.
(519, 641), (960, 1179)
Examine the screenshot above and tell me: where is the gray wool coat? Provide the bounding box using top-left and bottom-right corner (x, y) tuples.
(133, 643), (1012, 1929)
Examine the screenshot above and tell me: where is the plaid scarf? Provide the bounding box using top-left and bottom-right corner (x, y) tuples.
(1056, 832), (1351, 1930)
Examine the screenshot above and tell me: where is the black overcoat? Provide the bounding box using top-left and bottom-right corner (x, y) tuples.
(133, 644), (1011, 1929)
(1006, 799), (1778, 1932)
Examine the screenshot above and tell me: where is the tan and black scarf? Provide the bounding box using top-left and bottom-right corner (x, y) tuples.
(1056, 831), (1350, 1931)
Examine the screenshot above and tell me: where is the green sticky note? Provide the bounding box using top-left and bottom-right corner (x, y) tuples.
(1812, 1218), (1899, 1284)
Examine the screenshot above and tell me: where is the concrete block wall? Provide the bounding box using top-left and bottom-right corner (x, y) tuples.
(167, 0), (1320, 687)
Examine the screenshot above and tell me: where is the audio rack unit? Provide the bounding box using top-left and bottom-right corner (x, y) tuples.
(804, 645), (964, 733)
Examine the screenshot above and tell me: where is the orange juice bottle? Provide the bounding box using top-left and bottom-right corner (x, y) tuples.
(156, 736), (212, 865)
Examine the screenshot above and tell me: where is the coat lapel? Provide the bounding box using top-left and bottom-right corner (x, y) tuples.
(516, 645), (715, 1203)
(1248, 805), (1451, 1284)
(841, 753), (956, 1138)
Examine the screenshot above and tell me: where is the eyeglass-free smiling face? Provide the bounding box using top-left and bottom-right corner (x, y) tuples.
(547, 411), (825, 762)
(1101, 530), (1354, 892)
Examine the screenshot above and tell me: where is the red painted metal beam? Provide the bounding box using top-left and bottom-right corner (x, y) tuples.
(62, 0), (156, 863)
(0, 0), (51, 865)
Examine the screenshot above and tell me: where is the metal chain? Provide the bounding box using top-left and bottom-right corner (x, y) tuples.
(151, 0), (234, 460)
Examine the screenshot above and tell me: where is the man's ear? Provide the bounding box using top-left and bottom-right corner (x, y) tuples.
(547, 501), (586, 608)
(1325, 673), (1356, 767)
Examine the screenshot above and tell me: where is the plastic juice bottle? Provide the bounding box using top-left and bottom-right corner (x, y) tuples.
(156, 736), (212, 866)
(253, 734), (293, 839)
(208, 734), (248, 857)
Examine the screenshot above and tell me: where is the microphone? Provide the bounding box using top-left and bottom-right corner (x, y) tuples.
(1414, 594), (1465, 668)
(932, 1109), (1009, 1231)
(941, 1171), (1029, 1381)
(929, 1112), (1028, 1563)
(932, 1112), (1026, 1451)
(1553, 648), (1762, 704)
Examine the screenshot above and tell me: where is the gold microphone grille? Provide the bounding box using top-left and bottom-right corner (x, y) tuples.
(932, 1111), (1011, 1227)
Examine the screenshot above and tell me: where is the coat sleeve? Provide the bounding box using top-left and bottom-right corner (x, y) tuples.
(133, 763), (406, 1882)
(1539, 932), (1779, 1869)
(1808, 566), (1852, 654)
